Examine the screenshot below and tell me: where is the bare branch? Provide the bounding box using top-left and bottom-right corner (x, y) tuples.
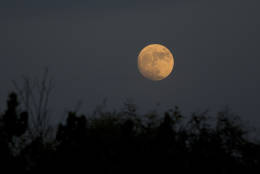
(12, 68), (54, 140)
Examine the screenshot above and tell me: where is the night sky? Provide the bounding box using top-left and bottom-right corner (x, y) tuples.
(0, 1), (259, 129)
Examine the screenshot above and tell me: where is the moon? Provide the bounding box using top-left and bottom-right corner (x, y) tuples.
(138, 44), (174, 81)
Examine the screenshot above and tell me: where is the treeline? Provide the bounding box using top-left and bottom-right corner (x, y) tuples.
(0, 92), (260, 174)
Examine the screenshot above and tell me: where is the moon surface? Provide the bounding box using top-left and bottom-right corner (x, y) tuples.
(138, 44), (174, 81)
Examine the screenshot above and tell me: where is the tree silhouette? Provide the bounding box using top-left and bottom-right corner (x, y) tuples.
(0, 91), (259, 173)
(0, 93), (28, 172)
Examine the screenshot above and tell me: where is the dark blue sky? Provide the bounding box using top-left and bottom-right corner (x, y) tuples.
(0, 0), (259, 129)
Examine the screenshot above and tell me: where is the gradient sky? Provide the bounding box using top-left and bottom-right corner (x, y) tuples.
(0, 0), (259, 129)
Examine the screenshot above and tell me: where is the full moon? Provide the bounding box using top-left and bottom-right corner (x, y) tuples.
(138, 44), (174, 81)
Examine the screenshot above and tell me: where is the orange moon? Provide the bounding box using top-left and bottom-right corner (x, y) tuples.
(138, 44), (174, 81)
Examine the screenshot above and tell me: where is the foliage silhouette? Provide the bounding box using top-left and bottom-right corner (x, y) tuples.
(0, 92), (260, 173)
(0, 93), (28, 172)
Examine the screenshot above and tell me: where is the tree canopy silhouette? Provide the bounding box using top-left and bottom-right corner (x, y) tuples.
(0, 92), (259, 173)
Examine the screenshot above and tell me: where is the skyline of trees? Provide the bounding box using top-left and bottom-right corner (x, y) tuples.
(0, 91), (260, 173)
